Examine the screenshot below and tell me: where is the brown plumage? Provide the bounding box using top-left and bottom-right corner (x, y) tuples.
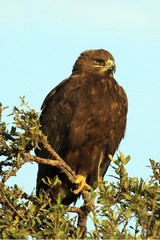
(36, 49), (128, 205)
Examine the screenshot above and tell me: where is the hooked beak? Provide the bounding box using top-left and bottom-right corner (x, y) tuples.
(106, 59), (116, 73)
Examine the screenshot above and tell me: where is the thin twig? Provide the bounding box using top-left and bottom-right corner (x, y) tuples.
(4, 195), (37, 235)
(4, 195), (28, 222)
(66, 206), (83, 215)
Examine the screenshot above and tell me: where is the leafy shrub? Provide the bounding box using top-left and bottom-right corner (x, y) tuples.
(0, 99), (159, 239)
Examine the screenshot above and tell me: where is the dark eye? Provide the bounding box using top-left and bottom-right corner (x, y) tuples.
(94, 59), (105, 66)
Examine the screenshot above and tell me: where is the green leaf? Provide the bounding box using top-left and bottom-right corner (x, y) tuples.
(123, 193), (132, 201)
(17, 152), (21, 167)
(123, 155), (131, 165)
(108, 154), (114, 162)
(125, 208), (132, 218)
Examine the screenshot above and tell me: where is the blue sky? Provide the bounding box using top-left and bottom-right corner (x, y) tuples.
(1, 1), (160, 195)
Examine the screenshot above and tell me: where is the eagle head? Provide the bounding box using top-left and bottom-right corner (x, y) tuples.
(72, 49), (116, 77)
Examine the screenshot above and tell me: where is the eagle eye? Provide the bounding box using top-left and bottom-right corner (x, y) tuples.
(94, 59), (105, 66)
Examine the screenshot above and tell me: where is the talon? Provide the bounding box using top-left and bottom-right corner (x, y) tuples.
(73, 175), (91, 194)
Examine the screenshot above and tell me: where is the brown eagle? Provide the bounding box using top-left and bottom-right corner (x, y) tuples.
(36, 49), (128, 205)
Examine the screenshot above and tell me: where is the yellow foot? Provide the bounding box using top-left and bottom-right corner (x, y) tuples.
(73, 175), (91, 194)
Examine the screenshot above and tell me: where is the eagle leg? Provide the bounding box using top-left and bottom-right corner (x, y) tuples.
(73, 175), (91, 194)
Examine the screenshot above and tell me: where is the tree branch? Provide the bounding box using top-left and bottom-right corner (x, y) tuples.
(23, 149), (94, 237)
(0, 101), (94, 237)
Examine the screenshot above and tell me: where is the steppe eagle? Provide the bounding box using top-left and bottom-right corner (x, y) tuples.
(36, 49), (128, 205)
